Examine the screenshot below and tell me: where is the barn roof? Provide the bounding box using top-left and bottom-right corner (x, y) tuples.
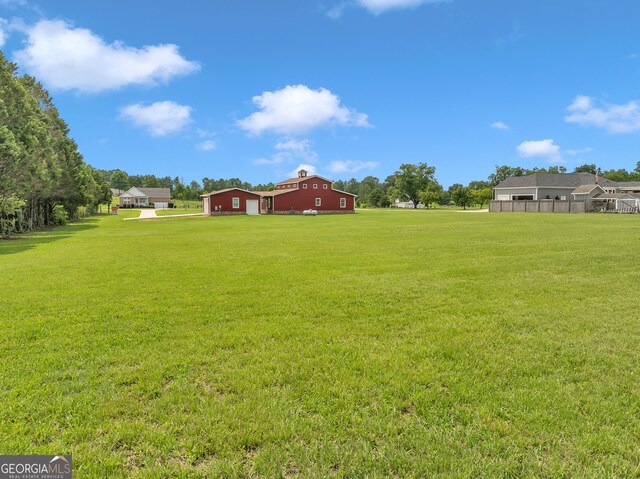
(252, 189), (295, 197)
(201, 187), (261, 197)
(276, 174), (333, 185)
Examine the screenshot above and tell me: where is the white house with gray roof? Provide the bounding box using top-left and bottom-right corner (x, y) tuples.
(118, 187), (171, 208)
(493, 173), (618, 201)
(492, 173), (640, 212)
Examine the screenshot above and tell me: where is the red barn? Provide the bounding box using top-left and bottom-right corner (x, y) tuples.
(201, 170), (356, 215)
(260, 170), (356, 213)
(201, 188), (263, 215)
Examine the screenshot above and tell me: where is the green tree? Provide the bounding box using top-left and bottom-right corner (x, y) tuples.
(391, 163), (437, 208)
(488, 165), (529, 186)
(0, 51), (105, 234)
(573, 163), (597, 174)
(547, 165), (567, 174)
(369, 188), (390, 207)
(418, 189), (437, 209)
(451, 186), (473, 210)
(110, 170), (129, 192)
(471, 188), (492, 208)
(358, 176), (381, 205)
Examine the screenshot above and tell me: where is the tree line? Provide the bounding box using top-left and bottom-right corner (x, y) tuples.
(0, 52), (111, 237)
(104, 160), (640, 212)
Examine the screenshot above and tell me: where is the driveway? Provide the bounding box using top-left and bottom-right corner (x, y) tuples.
(124, 209), (206, 221)
(123, 209), (157, 221)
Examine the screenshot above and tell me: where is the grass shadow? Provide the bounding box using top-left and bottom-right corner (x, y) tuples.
(0, 219), (98, 256)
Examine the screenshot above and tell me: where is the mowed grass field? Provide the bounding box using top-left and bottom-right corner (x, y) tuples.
(1, 210), (639, 478)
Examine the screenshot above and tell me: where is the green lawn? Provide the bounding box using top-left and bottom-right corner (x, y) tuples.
(1, 210), (639, 478)
(156, 207), (203, 216)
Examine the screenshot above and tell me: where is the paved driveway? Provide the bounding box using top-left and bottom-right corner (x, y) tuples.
(123, 209), (157, 221)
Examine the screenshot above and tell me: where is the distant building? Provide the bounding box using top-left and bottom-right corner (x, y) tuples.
(119, 187), (171, 208)
(493, 173), (618, 201)
(201, 170), (356, 215)
(492, 173), (640, 213)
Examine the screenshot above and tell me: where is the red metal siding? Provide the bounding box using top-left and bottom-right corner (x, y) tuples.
(204, 190), (261, 213)
(273, 185), (355, 212)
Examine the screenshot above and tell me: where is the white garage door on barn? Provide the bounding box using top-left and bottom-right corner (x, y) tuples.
(246, 199), (259, 215)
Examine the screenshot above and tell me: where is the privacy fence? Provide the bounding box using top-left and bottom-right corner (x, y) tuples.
(489, 200), (588, 214)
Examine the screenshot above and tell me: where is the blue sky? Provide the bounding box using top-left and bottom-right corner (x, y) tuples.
(1, 0), (640, 187)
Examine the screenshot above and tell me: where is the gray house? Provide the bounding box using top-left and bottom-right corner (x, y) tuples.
(618, 182), (640, 194)
(492, 173), (640, 213)
(493, 173), (618, 201)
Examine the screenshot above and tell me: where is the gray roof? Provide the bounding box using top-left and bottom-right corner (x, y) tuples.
(572, 184), (603, 194)
(593, 193), (640, 200)
(618, 181), (640, 188)
(495, 173), (618, 189)
(138, 187), (170, 197)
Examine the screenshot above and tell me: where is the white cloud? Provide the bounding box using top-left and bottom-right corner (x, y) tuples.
(565, 147), (593, 156)
(121, 101), (192, 136)
(252, 158), (277, 166)
(196, 140), (217, 152)
(357, 0), (447, 14)
(275, 139), (318, 162)
(13, 20), (199, 92)
(326, 3), (347, 18)
(237, 84), (370, 135)
(327, 160), (379, 174)
(0, 18), (7, 47)
(516, 139), (562, 163)
(490, 121), (510, 130)
(288, 164), (317, 178)
(565, 95), (640, 133)
(252, 138), (318, 166)
(0, 0), (29, 8)
(196, 128), (216, 138)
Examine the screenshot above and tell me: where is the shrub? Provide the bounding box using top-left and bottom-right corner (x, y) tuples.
(51, 205), (68, 226)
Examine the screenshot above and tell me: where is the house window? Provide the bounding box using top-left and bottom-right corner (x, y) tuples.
(323, 184), (328, 189)
(232, 197), (240, 208)
(340, 198), (346, 208)
(560, 196), (566, 200)
(303, 184), (307, 189)
(313, 184), (318, 189)
(123, 197), (131, 205)
(315, 198), (321, 207)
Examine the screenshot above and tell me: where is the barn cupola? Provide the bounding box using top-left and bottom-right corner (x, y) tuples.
(298, 169), (308, 178)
